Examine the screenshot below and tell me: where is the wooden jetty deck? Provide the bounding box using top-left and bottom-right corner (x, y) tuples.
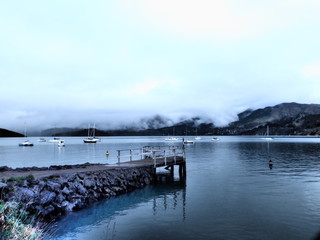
(0, 146), (186, 181)
(113, 145), (187, 180)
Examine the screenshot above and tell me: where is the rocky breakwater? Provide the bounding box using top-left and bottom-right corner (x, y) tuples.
(0, 165), (155, 221)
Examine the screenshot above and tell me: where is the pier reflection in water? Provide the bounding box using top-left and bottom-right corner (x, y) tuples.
(51, 179), (186, 240)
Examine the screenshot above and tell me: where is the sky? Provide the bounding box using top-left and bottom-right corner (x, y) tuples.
(1, 0), (320, 132)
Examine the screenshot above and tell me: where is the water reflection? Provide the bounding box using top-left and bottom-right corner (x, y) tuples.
(152, 182), (187, 221)
(50, 181), (186, 240)
(224, 141), (320, 180)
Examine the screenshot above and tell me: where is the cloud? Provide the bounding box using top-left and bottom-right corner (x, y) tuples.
(123, 78), (163, 95)
(120, 77), (180, 97)
(301, 62), (320, 78)
(119, 0), (257, 42)
(2, 0), (320, 132)
(119, 0), (320, 43)
(118, 1), (264, 42)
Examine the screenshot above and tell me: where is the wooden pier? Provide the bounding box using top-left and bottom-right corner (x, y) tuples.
(114, 145), (186, 181)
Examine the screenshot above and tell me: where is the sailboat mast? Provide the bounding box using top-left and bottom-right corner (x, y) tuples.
(24, 122), (27, 138)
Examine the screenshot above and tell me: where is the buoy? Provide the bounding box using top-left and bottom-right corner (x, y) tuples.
(106, 151), (109, 156)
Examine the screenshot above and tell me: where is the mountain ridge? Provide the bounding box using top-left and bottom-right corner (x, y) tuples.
(2, 102), (320, 137)
(44, 102), (320, 136)
(0, 128), (24, 137)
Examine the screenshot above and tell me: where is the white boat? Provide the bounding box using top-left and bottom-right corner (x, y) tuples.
(194, 128), (201, 140)
(165, 137), (179, 141)
(37, 138), (46, 142)
(48, 137), (61, 143)
(84, 123), (99, 143)
(19, 123), (33, 147)
(19, 140), (33, 147)
(263, 137), (273, 141)
(183, 127), (195, 144)
(165, 127), (178, 141)
(262, 126), (273, 140)
(58, 140), (65, 147)
(211, 137), (220, 141)
(183, 139), (195, 144)
(83, 137), (99, 143)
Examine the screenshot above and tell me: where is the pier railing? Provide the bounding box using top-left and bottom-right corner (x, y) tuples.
(116, 145), (185, 167)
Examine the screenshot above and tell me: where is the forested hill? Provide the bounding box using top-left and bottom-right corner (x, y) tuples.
(0, 128), (23, 137)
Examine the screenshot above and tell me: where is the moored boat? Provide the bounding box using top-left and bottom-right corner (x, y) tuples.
(58, 140), (65, 147)
(194, 128), (201, 140)
(48, 137), (61, 143)
(183, 139), (195, 144)
(19, 140), (34, 147)
(83, 137), (99, 143)
(211, 137), (220, 141)
(83, 123), (99, 143)
(165, 137), (179, 141)
(261, 126), (273, 140)
(19, 123), (33, 147)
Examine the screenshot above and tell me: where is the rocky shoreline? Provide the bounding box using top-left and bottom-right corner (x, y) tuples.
(0, 162), (106, 173)
(0, 164), (156, 221)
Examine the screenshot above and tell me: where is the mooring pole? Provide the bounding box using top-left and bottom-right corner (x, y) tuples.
(182, 143), (186, 161)
(117, 150), (120, 164)
(170, 165), (174, 177)
(179, 163), (183, 178)
(164, 150), (167, 165)
(153, 151), (156, 168)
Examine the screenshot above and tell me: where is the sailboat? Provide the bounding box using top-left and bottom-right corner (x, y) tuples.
(83, 124), (99, 143)
(262, 125), (273, 140)
(165, 127), (179, 141)
(211, 137), (220, 141)
(194, 128), (201, 140)
(48, 126), (61, 143)
(57, 140), (65, 147)
(183, 127), (195, 144)
(19, 123), (33, 147)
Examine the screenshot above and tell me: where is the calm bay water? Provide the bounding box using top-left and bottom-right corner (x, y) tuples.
(1, 136), (320, 239)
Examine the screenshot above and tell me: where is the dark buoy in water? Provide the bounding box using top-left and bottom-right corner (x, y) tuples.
(269, 160), (273, 169)
(106, 151), (109, 157)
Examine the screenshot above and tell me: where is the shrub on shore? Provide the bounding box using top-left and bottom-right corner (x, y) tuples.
(0, 201), (44, 240)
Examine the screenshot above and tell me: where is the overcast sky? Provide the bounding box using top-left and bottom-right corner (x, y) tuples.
(1, 0), (320, 132)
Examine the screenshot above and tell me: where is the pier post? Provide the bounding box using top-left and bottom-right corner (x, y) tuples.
(170, 165), (174, 177)
(179, 162), (186, 180)
(153, 151), (156, 168)
(164, 150), (167, 165)
(140, 148), (143, 160)
(117, 150), (120, 164)
(130, 149), (132, 162)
